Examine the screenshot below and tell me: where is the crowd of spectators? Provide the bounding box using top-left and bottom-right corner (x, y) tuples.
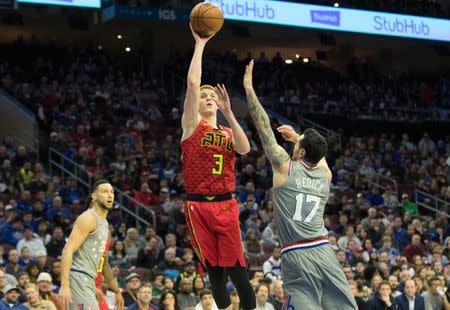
(169, 51), (450, 123)
(0, 42), (449, 309)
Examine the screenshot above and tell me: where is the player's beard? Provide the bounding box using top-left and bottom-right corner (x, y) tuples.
(98, 201), (111, 211)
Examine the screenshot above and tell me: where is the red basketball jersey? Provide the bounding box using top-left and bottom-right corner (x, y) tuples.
(181, 119), (236, 195)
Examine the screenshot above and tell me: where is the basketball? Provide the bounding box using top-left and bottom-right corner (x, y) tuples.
(190, 2), (224, 38)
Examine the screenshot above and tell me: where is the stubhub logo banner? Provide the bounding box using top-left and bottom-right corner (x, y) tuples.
(310, 10), (340, 27)
(204, 0), (450, 42)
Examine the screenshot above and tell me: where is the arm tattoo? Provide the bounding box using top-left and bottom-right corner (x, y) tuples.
(246, 90), (290, 167)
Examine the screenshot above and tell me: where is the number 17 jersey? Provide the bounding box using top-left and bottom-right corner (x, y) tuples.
(181, 119), (236, 195)
(273, 160), (330, 246)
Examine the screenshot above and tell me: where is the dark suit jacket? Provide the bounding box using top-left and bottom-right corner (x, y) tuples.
(394, 293), (425, 310)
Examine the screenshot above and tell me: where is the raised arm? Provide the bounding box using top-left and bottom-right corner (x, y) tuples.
(214, 84), (250, 154)
(59, 212), (97, 310)
(277, 125), (332, 182)
(181, 24), (213, 139)
(243, 60), (290, 170)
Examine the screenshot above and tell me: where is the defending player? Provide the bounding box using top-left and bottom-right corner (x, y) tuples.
(243, 60), (357, 310)
(58, 180), (114, 310)
(181, 24), (256, 310)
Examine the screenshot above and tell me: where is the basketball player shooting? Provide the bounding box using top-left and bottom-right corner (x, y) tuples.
(243, 60), (357, 310)
(180, 23), (256, 310)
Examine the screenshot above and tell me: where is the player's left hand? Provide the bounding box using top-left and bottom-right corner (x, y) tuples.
(214, 83), (232, 115)
(114, 292), (125, 310)
(277, 125), (301, 143)
(243, 59), (254, 89)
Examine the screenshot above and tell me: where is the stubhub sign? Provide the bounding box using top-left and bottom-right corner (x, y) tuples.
(205, 0), (450, 42)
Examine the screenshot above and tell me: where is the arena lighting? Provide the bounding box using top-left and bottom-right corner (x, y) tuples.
(125, 47), (131, 52)
(285, 59), (293, 64)
(98, 45), (102, 50)
(303, 57), (309, 63)
(117, 34), (122, 39)
(205, 0), (450, 42)
(334, 2), (339, 7)
(295, 54), (300, 59)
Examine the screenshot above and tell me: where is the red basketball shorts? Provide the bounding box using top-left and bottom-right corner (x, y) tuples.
(184, 198), (246, 267)
(94, 274), (109, 310)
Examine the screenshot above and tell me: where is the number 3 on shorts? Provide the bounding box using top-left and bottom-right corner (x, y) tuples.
(212, 154), (224, 175)
(293, 193), (320, 223)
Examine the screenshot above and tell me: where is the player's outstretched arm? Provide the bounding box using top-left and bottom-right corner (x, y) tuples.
(58, 212), (97, 310)
(182, 23), (214, 136)
(243, 60), (290, 169)
(214, 83), (250, 154)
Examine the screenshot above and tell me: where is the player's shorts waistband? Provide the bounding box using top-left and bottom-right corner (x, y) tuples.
(71, 268), (94, 279)
(185, 192), (232, 202)
(281, 237), (329, 254)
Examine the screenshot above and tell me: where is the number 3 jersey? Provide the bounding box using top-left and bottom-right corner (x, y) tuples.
(181, 119), (236, 195)
(273, 160), (330, 246)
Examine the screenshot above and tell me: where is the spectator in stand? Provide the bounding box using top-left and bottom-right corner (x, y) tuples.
(254, 284), (274, 310)
(16, 190), (33, 215)
(269, 280), (283, 310)
(23, 283), (57, 310)
(18, 247), (35, 268)
(0, 285), (27, 310)
(123, 273), (141, 307)
(366, 280), (398, 309)
(136, 237), (163, 269)
(164, 234), (183, 258)
(400, 194), (419, 217)
(262, 247), (281, 281)
(36, 221), (51, 246)
(45, 227), (65, 259)
(58, 177), (84, 205)
(36, 272), (60, 309)
(261, 219), (279, 248)
(128, 284), (158, 310)
(159, 290), (179, 310)
(195, 289), (217, 310)
(401, 234), (425, 263)
(124, 228), (140, 263)
(177, 278), (199, 310)
(422, 276), (450, 310)
(154, 248), (182, 282)
(393, 217), (410, 251)
(49, 261), (61, 290)
(5, 250), (24, 278)
(17, 226), (46, 257)
(109, 240), (131, 269)
(348, 280), (366, 310)
(45, 196), (72, 229)
(394, 279), (425, 310)
(1, 216), (23, 246)
(338, 226), (362, 250)
(22, 213), (37, 233)
(134, 182), (158, 207)
(16, 272), (29, 303)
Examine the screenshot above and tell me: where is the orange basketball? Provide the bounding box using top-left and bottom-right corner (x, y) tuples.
(190, 2), (224, 38)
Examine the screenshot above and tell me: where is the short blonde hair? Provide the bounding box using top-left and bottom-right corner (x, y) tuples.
(200, 85), (216, 93)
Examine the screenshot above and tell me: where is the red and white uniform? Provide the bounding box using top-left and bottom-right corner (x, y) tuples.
(181, 119), (245, 267)
(94, 239), (110, 310)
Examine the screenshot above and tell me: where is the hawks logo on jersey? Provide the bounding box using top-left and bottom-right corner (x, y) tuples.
(201, 131), (233, 153)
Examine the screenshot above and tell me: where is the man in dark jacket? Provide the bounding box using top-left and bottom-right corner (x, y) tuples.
(367, 280), (399, 309)
(395, 279), (425, 310)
